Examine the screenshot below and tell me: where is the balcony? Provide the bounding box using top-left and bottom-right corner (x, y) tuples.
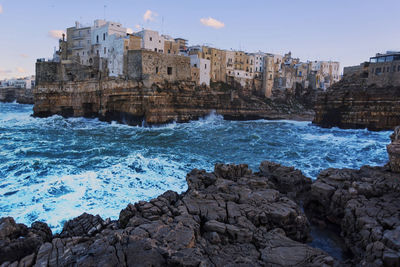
(72, 35), (85, 40)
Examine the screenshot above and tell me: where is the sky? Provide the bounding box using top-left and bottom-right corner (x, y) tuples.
(0, 0), (399, 79)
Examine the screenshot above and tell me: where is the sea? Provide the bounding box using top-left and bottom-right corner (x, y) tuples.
(0, 102), (391, 233)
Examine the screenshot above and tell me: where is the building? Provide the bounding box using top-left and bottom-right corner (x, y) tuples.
(309, 60), (340, 90)
(66, 21), (92, 65)
(368, 51), (400, 87)
(127, 50), (191, 83)
(190, 55), (210, 86)
(163, 35), (180, 55)
(135, 30), (165, 53)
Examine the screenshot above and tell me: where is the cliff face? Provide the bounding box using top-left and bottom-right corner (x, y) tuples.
(313, 74), (400, 131)
(0, 87), (34, 104)
(33, 79), (314, 125)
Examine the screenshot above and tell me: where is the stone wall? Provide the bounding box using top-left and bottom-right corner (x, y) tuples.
(127, 50), (191, 83)
(368, 61), (400, 87)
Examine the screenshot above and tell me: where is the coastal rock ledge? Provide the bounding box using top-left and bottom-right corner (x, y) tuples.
(1, 129), (400, 266)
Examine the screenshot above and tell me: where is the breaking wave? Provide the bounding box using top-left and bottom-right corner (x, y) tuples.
(0, 103), (391, 232)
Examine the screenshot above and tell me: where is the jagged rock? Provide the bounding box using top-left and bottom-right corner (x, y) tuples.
(0, 217), (52, 264)
(0, 162), (334, 266)
(387, 126), (400, 172)
(306, 165), (400, 265)
(59, 213), (106, 238)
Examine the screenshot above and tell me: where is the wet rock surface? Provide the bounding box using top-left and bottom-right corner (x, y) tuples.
(2, 128), (400, 266)
(0, 162), (334, 267)
(387, 126), (400, 172)
(306, 165), (400, 266)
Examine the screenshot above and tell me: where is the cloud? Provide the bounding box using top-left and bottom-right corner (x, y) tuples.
(48, 30), (65, 40)
(143, 10), (157, 22)
(200, 17), (225, 29)
(0, 5), (3, 14)
(16, 67), (26, 73)
(20, 54), (29, 58)
(135, 24), (141, 30)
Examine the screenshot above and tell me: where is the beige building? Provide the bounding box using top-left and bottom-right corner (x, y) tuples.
(127, 50), (191, 83)
(368, 51), (400, 87)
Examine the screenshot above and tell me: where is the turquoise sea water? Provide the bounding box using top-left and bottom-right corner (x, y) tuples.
(0, 102), (391, 232)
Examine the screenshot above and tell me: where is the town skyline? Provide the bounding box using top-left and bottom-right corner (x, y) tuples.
(1, 0), (400, 79)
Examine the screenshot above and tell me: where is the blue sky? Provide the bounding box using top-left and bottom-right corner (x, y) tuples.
(0, 0), (399, 79)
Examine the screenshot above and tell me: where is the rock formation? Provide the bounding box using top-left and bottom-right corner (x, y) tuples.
(1, 127), (400, 266)
(305, 129), (400, 265)
(387, 126), (400, 172)
(313, 73), (400, 131)
(0, 162), (335, 267)
(33, 79), (314, 126)
(0, 87), (34, 104)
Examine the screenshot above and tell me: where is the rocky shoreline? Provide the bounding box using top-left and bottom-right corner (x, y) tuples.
(33, 79), (314, 126)
(313, 73), (400, 131)
(1, 128), (399, 266)
(0, 87), (34, 104)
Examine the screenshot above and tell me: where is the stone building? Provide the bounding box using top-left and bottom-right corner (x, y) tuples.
(163, 35), (180, 55)
(309, 60), (340, 90)
(188, 46), (226, 83)
(127, 50), (191, 83)
(66, 22), (92, 65)
(368, 51), (400, 87)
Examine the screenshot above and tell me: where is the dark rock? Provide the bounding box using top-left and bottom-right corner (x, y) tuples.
(0, 217), (52, 264)
(0, 162), (334, 266)
(387, 126), (400, 172)
(305, 164), (400, 265)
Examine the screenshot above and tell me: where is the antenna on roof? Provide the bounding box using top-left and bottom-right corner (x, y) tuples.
(161, 16), (164, 35)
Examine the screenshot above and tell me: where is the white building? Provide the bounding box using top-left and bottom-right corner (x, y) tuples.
(135, 30), (165, 53)
(251, 51), (265, 73)
(190, 55), (210, 86)
(91, 20), (127, 59)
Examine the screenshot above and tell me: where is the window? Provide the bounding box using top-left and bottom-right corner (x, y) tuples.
(194, 64), (197, 68)
(167, 67), (172, 75)
(154, 48), (157, 52)
(398, 65), (400, 72)
(383, 67), (385, 73)
(103, 33), (106, 41)
(375, 68), (381, 74)
(97, 50), (99, 55)
(205, 64), (207, 69)
(96, 35), (99, 43)
(393, 66), (396, 72)
(104, 47), (106, 54)
(387, 67), (390, 72)
(168, 49), (171, 54)
(156, 67), (159, 74)
(150, 37), (153, 41)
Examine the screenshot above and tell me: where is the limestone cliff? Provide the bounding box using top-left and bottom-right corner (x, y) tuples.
(313, 73), (400, 131)
(33, 79), (314, 125)
(0, 87), (34, 104)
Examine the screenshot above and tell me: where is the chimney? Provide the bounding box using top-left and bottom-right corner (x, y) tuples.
(62, 33), (65, 42)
